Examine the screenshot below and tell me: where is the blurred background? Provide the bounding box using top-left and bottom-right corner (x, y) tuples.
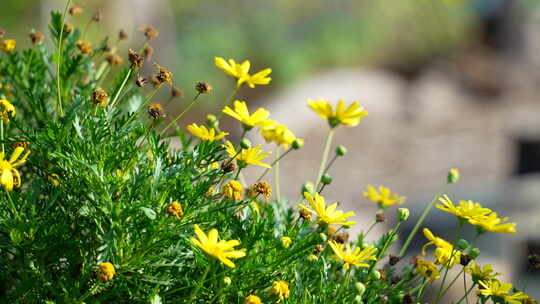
(2, 0), (540, 300)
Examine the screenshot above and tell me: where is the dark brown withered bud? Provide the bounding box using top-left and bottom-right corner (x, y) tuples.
(128, 49), (144, 69)
(154, 64), (173, 86)
(221, 160), (236, 173)
(460, 254), (472, 266)
(0, 29), (5, 39)
(403, 294), (416, 304)
(390, 276), (401, 285)
(92, 89), (109, 108)
(135, 75), (147, 87)
(69, 5), (83, 16)
(106, 54), (123, 66)
(63, 23), (74, 34)
(379, 269), (386, 281)
(140, 25), (159, 40)
(388, 255), (400, 266)
(375, 211), (386, 223)
(529, 254), (540, 269)
(147, 103), (165, 119)
(149, 75), (160, 88)
(171, 87), (183, 98)
(118, 29), (128, 41)
(29, 31), (44, 45)
(92, 11), (102, 22)
(195, 82), (213, 94)
(299, 208), (312, 221)
(143, 45), (154, 58)
(331, 233), (349, 244)
(11, 141), (30, 148)
(313, 245), (324, 254)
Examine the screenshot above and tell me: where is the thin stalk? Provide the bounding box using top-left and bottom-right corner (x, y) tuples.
(464, 271), (470, 304)
(399, 184), (448, 257)
(55, 0), (72, 117)
(217, 86), (239, 119)
(160, 92), (201, 136)
(256, 147), (291, 182)
(6, 191), (20, 220)
(315, 128), (335, 189)
(322, 154), (338, 176)
(110, 68), (133, 108)
(121, 88), (159, 129)
(435, 220), (464, 303)
(0, 120), (4, 154)
(456, 283), (476, 304)
(188, 263), (211, 302)
(274, 147), (281, 201)
(363, 221), (378, 238)
(367, 222), (402, 276)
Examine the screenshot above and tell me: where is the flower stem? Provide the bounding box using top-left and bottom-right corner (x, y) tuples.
(274, 147), (281, 201)
(435, 220), (464, 303)
(1, 119), (4, 154)
(160, 92), (201, 136)
(189, 263), (211, 302)
(399, 184), (448, 257)
(256, 147), (291, 182)
(121, 88), (159, 129)
(456, 283), (476, 304)
(315, 128), (335, 190)
(217, 86), (239, 120)
(55, 0), (72, 117)
(110, 68), (133, 108)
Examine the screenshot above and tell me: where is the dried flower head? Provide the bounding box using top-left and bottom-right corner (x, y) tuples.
(314, 244), (324, 254)
(135, 75), (147, 87)
(221, 160), (236, 173)
(166, 201), (184, 219)
(154, 64), (173, 86)
(106, 54), (123, 66)
(331, 233), (349, 244)
(128, 49), (144, 69)
(140, 25), (159, 40)
(69, 5), (83, 16)
(29, 31), (44, 45)
(63, 23), (74, 34)
(389, 255), (400, 266)
(92, 11), (102, 22)
(92, 89), (109, 108)
(143, 45), (154, 58)
(11, 140), (30, 149)
(171, 87), (183, 98)
(375, 211), (386, 223)
(195, 82), (213, 94)
(247, 181), (272, 201)
(529, 254), (540, 269)
(0, 29), (5, 39)
(299, 208), (312, 221)
(147, 103), (165, 119)
(96, 262), (115, 282)
(118, 29), (128, 41)
(76, 40), (93, 55)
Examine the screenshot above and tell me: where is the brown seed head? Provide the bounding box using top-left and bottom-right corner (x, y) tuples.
(403, 294), (416, 304)
(92, 89), (109, 108)
(11, 140), (30, 149)
(154, 64), (173, 86)
(135, 75), (147, 87)
(248, 181), (272, 201)
(313, 245), (324, 254)
(0, 29), (5, 39)
(171, 87), (183, 98)
(375, 211), (386, 223)
(140, 25), (159, 40)
(118, 29), (128, 41)
(331, 233), (349, 244)
(92, 11), (102, 22)
(299, 208), (312, 221)
(388, 255), (400, 266)
(529, 254), (540, 269)
(106, 54), (124, 66)
(76, 40), (93, 55)
(195, 82), (213, 94)
(128, 49), (144, 69)
(29, 31), (44, 45)
(147, 103), (165, 119)
(69, 5), (83, 16)
(143, 45), (154, 58)
(460, 254), (472, 266)
(221, 160), (236, 173)
(63, 23), (74, 34)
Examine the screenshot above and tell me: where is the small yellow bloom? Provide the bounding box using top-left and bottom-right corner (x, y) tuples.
(222, 180), (244, 200)
(223, 141), (272, 168)
(48, 173), (61, 187)
(186, 123), (228, 141)
(271, 281), (290, 302)
(190, 224), (246, 268)
(166, 201), (184, 219)
(76, 40), (93, 54)
(464, 261), (500, 283)
(422, 228), (461, 267)
(436, 195), (492, 222)
(448, 168), (460, 183)
(299, 192), (356, 227)
(222, 100), (273, 130)
(281, 236), (292, 248)
(1, 39), (16, 53)
(0, 147), (30, 191)
(0, 99), (16, 123)
(468, 212), (517, 234)
(415, 257), (440, 281)
(260, 123), (296, 148)
(307, 254), (319, 261)
(363, 185), (406, 208)
(244, 295), (262, 304)
(214, 57), (272, 88)
(308, 99), (368, 127)
(245, 68), (272, 88)
(97, 262), (116, 282)
(328, 240), (377, 270)
(478, 280), (515, 301)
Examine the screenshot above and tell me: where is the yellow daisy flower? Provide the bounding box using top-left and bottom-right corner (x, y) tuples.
(271, 281), (290, 302)
(478, 280), (515, 301)
(0, 146), (30, 191)
(97, 262), (116, 282)
(222, 100), (273, 130)
(190, 224), (246, 268)
(1, 39), (16, 53)
(0, 99), (16, 123)
(281, 236), (292, 248)
(422, 228), (461, 267)
(245, 68), (272, 88)
(464, 261), (500, 283)
(260, 123), (296, 148)
(214, 57), (272, 88)
(436, 195), (492, 221)
(299, 192), (356, 227)
(415, 257), (441, 281)
(244, 295), (262, 304)
(363, 185), (406, 208)
(186, 123), (228, 141)
(308, 99), (368, 128)
(223, 141), (271, 168)
(328, 240), (377, 269)
(468, 212), (517, 234)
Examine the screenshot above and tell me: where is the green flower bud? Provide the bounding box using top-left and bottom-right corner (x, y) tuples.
(321, 173), (332, 185)
(302, 182), (315, 195)
(354, 282), (366, 296)
(240, 138), (251, 150)
(447, 168), (460, 184)
(369, 269), (381, 280)
(328, 117), (340, 128)
(354, 295), (363, 303)
(223, 276), (232, 285)
(457, 239), (470, 250)
(292, 138), (304, 150)
(319, 233), (327, 242)
(469, 248), (480, 259)
(397, 208), (410, 222)
(206, 114), (218, 129)
(336, 145), (348, 156)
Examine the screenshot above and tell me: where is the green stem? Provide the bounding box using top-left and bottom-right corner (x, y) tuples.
(315, 128), (335, 190)
(56, 0), (72, 117)
(322, 154), (338, 176)
(367, 222), (402, 277)
(1, 119), (4, 154)
(110, 68), (133, 108)
(256, 147), (291, 182)
(5, 191), (20, 220)
(399, 185), (448, 257)
(274, 147), (281, 201)
(189, 263), (211, 303)
(456, 283), (476, 304)
(160, 92), (201, 136)
(217, 86), (239, 120)
(363, 221), (378, 238)
(121, 88), (159, 129)
(435, 220), (464, 303)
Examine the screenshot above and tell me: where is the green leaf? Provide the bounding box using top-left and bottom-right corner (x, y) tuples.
(141, 207), (157, 220)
